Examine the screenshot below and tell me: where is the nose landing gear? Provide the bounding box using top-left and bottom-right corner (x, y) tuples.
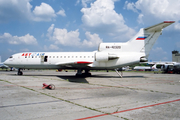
(17, 68), (23, 75)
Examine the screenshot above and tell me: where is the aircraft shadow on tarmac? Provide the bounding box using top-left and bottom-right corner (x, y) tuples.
(57, 76), (89, 83)
(90, 75), (146, 78)
(8, 73), (146, 83)
(58, 74), (146, 83)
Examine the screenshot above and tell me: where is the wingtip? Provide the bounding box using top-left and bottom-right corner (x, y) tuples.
(164, 21), (175, 23)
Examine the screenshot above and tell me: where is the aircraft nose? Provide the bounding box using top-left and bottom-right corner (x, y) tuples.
(4, 59), (10, 65)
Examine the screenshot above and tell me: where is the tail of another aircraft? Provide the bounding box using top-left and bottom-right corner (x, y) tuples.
(98, 21), (175, 58)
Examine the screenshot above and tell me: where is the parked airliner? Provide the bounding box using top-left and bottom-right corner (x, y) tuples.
(4, 21), (175, 76)
(146, 61), (180, 73)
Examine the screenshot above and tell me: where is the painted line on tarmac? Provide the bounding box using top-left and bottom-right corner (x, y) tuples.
(0, 97), (95, 108)
(117, 80), (173, 87)
(0, 84), (110, 90)
(75, 99), (180, 120)
(0, 100), (62, 108)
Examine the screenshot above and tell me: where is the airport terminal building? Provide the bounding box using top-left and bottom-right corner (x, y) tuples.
(172, 50), (180, 62)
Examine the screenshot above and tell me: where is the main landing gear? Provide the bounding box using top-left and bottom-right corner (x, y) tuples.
(76, 69), (91, 77)
(17, 68), (23, 75)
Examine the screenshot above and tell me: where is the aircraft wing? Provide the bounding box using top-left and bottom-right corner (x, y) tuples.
(55, 61), (93, 68)
(144, 21), (175, 32)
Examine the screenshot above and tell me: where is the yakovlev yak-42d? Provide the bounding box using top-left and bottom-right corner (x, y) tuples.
(4, 21), (175, 77)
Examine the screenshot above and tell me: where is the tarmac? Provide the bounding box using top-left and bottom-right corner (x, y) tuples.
(0, 70), (180, 120)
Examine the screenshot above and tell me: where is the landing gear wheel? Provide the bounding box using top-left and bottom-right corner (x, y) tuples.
(87, 73), (91, 77)
(75, 69), (92, 77)
(18, 71), (23, 75)
(76, 73), (82, 77)
(84, 70), (91, 77)
(82, 73), (91, 77)
(17, 69), (23, 75)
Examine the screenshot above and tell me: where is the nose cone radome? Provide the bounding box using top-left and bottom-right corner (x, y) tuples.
(3, 60), (7, 65)
(3, 59), (10, 66)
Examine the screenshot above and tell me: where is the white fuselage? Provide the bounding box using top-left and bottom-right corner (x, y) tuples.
(4, 52), (144, 70)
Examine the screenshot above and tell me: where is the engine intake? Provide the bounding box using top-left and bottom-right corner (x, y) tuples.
(140, 57), (148, 62)
(95, 52), (119, 62)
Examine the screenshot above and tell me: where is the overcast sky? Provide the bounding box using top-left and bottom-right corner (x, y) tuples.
(0, 0), (180, 62)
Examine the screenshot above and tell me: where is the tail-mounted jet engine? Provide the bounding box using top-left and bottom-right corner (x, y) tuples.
(140, 57), (148, 62)
(95, 52), (119, 62)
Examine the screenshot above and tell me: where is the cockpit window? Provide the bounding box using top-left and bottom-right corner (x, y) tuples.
(9, 56), (13, 58)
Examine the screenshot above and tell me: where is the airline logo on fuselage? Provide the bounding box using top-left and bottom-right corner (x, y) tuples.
(21, 53), (45, 56)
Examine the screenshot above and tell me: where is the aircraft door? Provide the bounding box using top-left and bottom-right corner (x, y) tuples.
(40, 55), (48, 63)
(44, 56), (48, 62)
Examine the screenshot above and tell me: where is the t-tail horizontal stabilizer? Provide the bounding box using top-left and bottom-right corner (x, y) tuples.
(126, 21), (175, 57)
(142, 21), (175, 56)
(144, 21), (175, 32)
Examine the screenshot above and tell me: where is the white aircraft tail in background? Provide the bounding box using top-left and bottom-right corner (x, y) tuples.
(4, 21), (175, 76)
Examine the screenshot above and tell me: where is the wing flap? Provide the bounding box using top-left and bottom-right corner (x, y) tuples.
(144, 21), (175, 32)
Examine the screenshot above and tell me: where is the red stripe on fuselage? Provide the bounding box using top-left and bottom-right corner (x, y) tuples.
(136, 38), (145, 40)
(75, 61), (92, 64)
